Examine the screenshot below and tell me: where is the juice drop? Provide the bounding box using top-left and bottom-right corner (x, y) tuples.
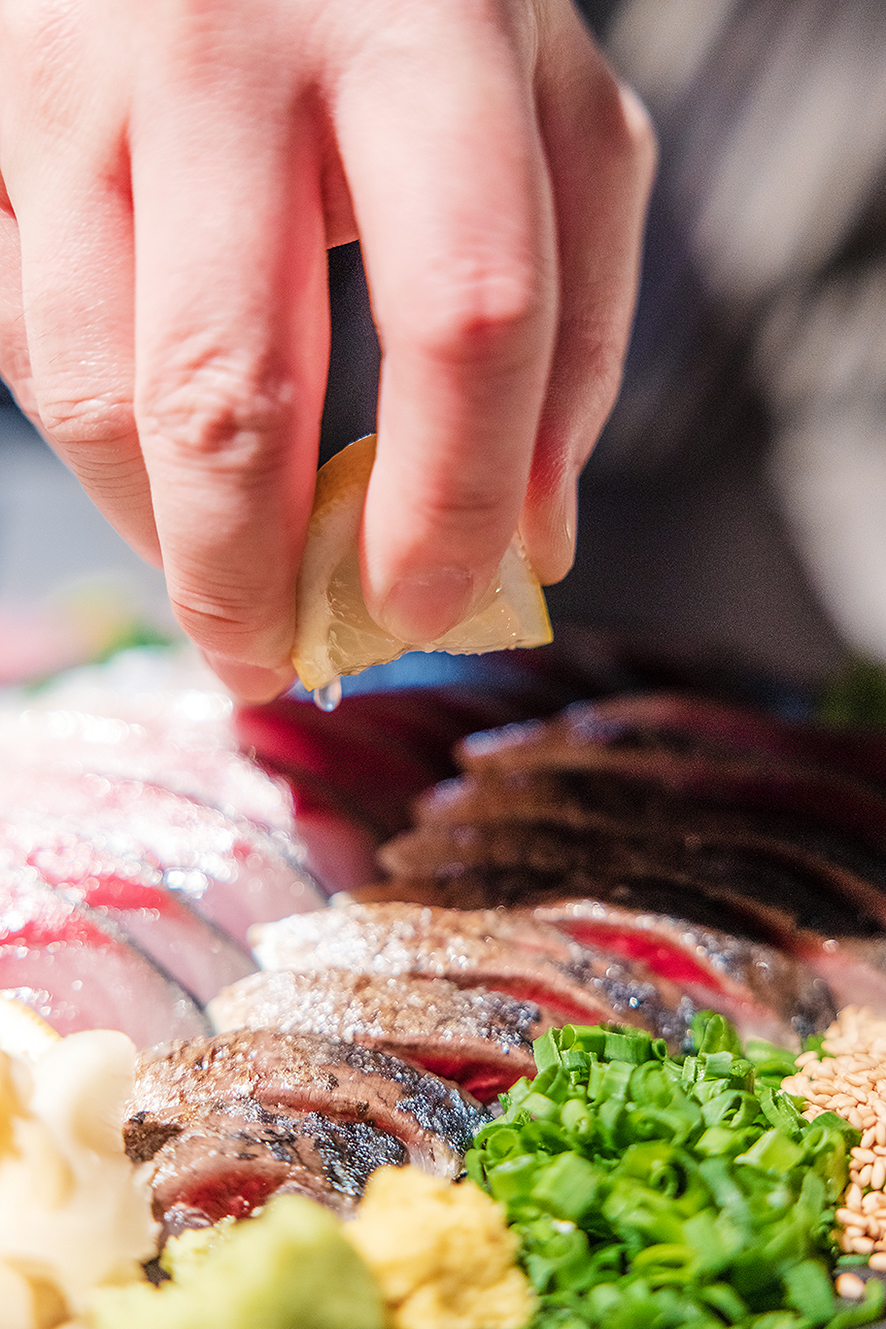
(313, 677), (342, 712)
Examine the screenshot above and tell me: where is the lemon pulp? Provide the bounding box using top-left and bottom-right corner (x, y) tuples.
(292, 435), (552, 693)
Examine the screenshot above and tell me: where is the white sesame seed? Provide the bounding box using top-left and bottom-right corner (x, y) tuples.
(836, 1272), (867, 1299)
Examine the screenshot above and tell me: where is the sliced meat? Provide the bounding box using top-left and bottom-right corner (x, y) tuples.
(530, 899), (835, 1045)
(378, 810), (886, 935)
(0, 768), (323, 946)
(142, 1107), (408, 1239)
(235, 676), (578, 842)
(250, 904), (696, 1049)
(458, 703), (886, 865)
(796, 936), (886, 1013)
(0, 867), (208, 1044)
(585, 692), (886, 788)
(208, 970), (541, 1101)
(0, 684), (299, 833)
(0, 818), (255, 1003)
(128, 1029), (488, 1185)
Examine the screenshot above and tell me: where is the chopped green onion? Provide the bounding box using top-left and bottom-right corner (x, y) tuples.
(466, 1013), (877, 1329)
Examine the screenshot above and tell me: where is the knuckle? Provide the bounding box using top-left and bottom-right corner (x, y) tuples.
(397, 256), (546, 371)
(139, 345), (294, 470)
(413, 474), (516, 546)
(167, 587), (278, 655)
(37, 389), (134, 450)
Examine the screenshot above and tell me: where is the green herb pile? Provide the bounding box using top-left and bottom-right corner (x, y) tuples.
(466, 1014), (886, 1329)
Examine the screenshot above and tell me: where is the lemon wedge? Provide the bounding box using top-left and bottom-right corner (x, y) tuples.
(0, 993), (61, 1062)
(292, 435), (553, 692)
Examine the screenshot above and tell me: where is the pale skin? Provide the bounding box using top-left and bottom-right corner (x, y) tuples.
(0, 0), (655, 701)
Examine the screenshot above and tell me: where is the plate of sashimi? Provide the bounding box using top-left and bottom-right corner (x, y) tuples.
(3, 632), (886, 1329)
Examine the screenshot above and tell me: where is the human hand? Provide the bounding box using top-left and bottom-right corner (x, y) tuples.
(0, 0), (655, 701)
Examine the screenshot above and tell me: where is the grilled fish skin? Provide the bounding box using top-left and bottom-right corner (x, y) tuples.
(208, 969), (541, 1101)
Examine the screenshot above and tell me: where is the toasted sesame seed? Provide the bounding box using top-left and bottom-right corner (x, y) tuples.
(778, 1008), (886, 1264)
(836, 1272), (867, 1299)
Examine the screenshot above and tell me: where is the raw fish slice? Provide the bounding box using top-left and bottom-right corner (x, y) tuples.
(4, 658), (296, 830)
(531, 899), (834, 1047)
(208, 970), (541, 1101)
(0, 659), (365, 897)
(0, 866), (208, 1045)
(0, 816), (255, 1002)
(380, 807), (886, 934)
(235, 673), (579, 840)
(0, 767), (323, 946)
(587, 692), (886, 787)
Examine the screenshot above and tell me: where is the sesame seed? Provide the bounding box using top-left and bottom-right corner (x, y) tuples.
(836, 1272), (867, 1299)
(778, 1007), (886, 1270)
(853, 1149), (877, 1164)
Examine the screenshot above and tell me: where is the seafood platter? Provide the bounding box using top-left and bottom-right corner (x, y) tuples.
(3, 634), (886, 1328)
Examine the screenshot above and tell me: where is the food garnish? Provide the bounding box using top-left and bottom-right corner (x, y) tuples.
(783, 1006), (886, 1265)
(89, 1193), (386, 1329)
(291, 435), (552, 693)
(90, 1170), (532, 1329)
(0, 992), (61, 1062)
(346, 1165), (535, 1329)
(0, 1028), (157, 1328)
(467, 1014), (885, 1329)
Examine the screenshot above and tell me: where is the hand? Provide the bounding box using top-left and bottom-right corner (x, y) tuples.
(0, 0), (655, 701)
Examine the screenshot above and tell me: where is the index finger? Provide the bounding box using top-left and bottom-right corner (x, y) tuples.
(334, 3), (558, 644)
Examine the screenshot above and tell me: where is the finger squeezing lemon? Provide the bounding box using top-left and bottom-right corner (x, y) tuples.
(291, 435), (553, 693)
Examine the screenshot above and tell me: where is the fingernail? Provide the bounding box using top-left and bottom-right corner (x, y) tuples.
(538, 480), (578, 584)
(555, 481), (578, 571)
(202, 653), (296, 703)
(380, 567), (474, 644)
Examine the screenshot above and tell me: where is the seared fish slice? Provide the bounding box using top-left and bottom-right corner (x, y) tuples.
(208, 970), (541, 1101)
(141, 1107), (408, 1240)
(127, 1029), (488, 1191)
(251, 903), (697, 1050)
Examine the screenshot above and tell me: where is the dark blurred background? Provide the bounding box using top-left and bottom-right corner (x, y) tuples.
(3, 0), (885, 689)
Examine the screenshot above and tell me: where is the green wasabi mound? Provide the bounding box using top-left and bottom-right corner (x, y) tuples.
(88, 1194), (386, 1329)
